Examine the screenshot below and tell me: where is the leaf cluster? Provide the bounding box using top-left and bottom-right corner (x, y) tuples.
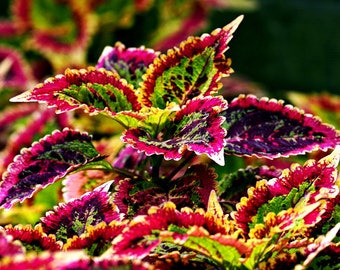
(0, 12), (340, 270)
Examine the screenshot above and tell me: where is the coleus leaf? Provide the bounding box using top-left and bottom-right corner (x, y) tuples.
(222, 94), (340, 158)
(234, 146), (340, 235)
(0, 46), (34, 90)
(96, 42), (159, 89)
(62, 169), (114, 202)
(0, 104), (39, 151)
(57, 257), (151, 270)
(218, 165), (282, 202)
(169, 164), (217, 209)
(298, 222), (340, 269)
(140, 16), (243, 109)
(113, 145), (146, 171)
(142, 250), (216, 269)
(10, 67), (141, 117)
(122, 96), (228, 165)
(167, 228), (249, 269)
(64, 221), (126, 256)
(153, 1), (208, 51)
(4, 224), (62, 252)
(0, 128), (112, 209)
(30, 2), (91, 54)
(0, 250), (87, 270)
(114, 164), (217, 217)
(244, 220), (340, 269)
(288, 92), (340, 130)
(321, 204), (340, 244)
(1, 107), (69, 178)
(11, 0), (32, 33)
(113, 178), (166, 217)
(0, 228), (24, 257)
(40, 188), (121, 242)
(110, 195), (243, 265)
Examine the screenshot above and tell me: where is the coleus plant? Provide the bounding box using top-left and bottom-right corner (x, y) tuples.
(0, 15), (340, 269)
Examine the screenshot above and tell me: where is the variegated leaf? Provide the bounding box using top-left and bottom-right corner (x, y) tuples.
(41, 189), (121, 242)
(0, 128), (112, 209)
(64, 221), (126, 256)
(222, 94), (340, 158)
(0, 229), (24, 257)
(139, 16), (243, 109)
(112, 201), (234, 259)
(169, 229), (249, 269)
(234, 146), (340, 235)
(288, 92), (340, 129)
(96, 42), (159, 89)
(122, 96), (228, 165)
(0, 46), (34, 90)
(218, 165), (282, 201)
(4, 224), (62, 252)
(1, 107), (69, 179)
(62, 169), (114, 202)
(30, 4), (90, 55)
(113, 164), (217, 217)
(10, 67), (141, 117)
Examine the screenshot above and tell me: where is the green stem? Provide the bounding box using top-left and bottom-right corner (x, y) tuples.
(164, 152), (196, 182)
(151, 155), (163, 185)
(112, 167), (145, 181)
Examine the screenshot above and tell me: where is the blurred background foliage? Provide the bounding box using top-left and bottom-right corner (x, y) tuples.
(0, 0), (339, 99)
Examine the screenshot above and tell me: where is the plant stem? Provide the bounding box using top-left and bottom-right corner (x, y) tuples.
(164, 152), (196, 182)
(112, 167), (145, 181)
(151, 155), (163, 184)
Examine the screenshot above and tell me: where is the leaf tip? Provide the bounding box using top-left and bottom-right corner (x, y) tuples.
(224, 15), (244, 34)
(209, 148), (225, 166)
(207, 190), (223, 218)
(321, 145), (340, 168)
(9, 92), (30, 102)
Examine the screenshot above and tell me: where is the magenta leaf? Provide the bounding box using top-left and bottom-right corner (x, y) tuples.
(300, 223), (340, 269)
(113, 178), (165, 217)
(41, 189), (121, 242)
(96, 42), (159, 89)
(112, 201), (229, 258)
(222, 95), (340, 158)
(123, 96), (228, 165)
(57, 257), (151, 269)
(0, 107), (69, 179)
(0, 255), (55, 270)
(0, 46), (34, 90)
(111, 197), (243, 266)
(10, 67), (141, 117)
(0, 228), (24, 257)
(288, 92), (340, 130)
(0, 104), (39, 151)
(139, 16), (243, 109)
(234, 146), (340, 235)
(4, 224), (62, 252)
(169, 164), (217, 209)
(113, 145), (147, 171)
(0, 128), (112, 209)
(62, 169), (113, 202)
(64, 221), (126, 256)
(113, 164), (217, 217)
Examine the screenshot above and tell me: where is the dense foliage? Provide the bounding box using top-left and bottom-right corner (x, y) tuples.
(0, 1), (340, 269)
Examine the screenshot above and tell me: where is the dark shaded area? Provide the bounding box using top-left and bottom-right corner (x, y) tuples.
(208, 0), (340, 97)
